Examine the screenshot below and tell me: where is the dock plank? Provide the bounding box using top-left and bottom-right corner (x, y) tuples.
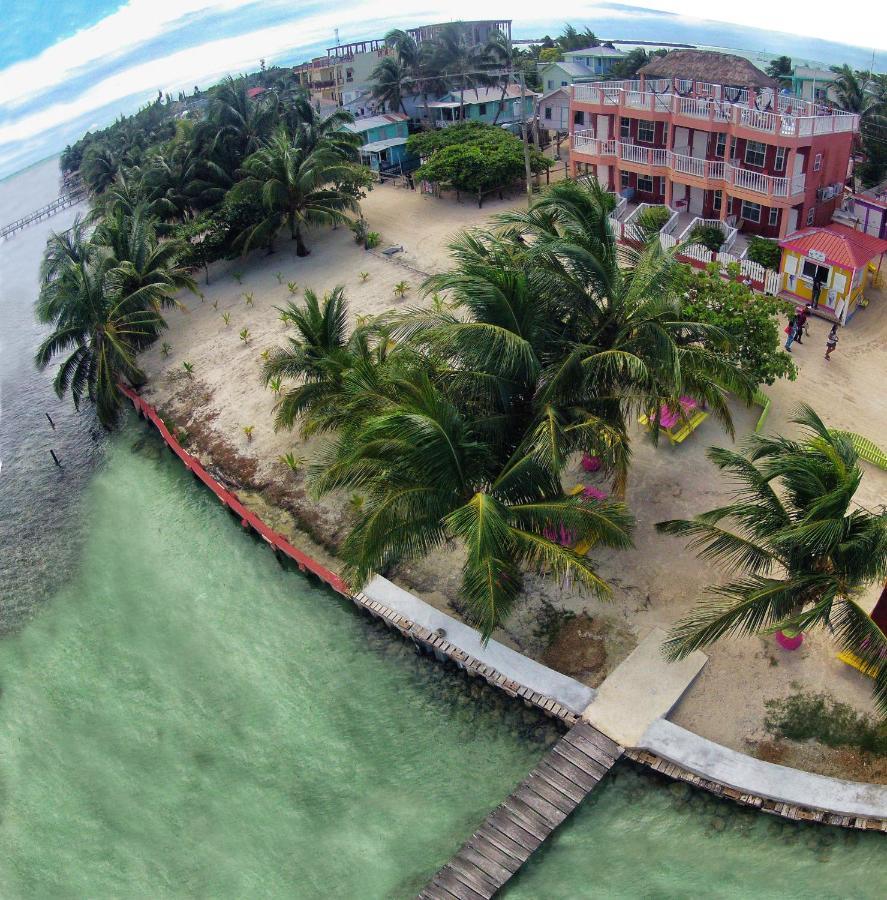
(420, 723), (623, 898)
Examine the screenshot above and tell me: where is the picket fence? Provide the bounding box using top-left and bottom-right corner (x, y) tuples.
(607, 214), (781, 295)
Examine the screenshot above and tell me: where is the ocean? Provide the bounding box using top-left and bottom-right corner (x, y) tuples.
(0, 1), (884, 181)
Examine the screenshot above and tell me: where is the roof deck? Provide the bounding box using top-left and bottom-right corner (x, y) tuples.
(573, 79), (858, 140)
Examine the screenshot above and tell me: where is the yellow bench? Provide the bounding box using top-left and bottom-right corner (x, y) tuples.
(639, 409), (709, 445)
(837, 649), (883, 678)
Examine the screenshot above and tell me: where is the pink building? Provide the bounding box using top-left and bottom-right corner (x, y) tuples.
(569, 50), (858, 240)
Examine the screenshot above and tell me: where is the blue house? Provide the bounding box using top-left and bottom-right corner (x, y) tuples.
(343, 112), (414, 172)
(562, 46), (626, 76)
(425, 86), (538, 128)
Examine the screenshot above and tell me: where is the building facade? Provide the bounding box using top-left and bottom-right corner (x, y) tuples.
(343, 112), (413, 172)
(561, 46), (626, 76)
(422, 86), (537, 128)
(569, 51), (858, 239)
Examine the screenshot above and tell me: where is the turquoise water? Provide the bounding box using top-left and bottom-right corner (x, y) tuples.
(1, 422), (884, 898)
(0, 427), (560, 897)
(506, 768), (886, 899)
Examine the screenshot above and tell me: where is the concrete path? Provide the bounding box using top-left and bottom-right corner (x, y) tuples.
(581, 628), (707, 747)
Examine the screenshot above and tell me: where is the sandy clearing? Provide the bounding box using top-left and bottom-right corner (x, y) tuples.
(140, 180), (887, 773)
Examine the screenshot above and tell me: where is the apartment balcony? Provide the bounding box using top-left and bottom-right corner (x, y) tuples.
(572, 81), (858, 140)
(571, 135), (806, 202)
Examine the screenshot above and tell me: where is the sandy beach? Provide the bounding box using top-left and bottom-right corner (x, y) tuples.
(140, 180), (887, 780)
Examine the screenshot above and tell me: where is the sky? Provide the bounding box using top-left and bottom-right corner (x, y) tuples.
(0, 0), (884, 180)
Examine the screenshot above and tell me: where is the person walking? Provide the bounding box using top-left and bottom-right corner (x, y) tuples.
(785, 310), (798, 352)
(824, 324), (839, 360)
(794, 305), (809, 345)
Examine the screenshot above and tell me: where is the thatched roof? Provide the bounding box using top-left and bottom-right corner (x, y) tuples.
(638, 50), (777, 89)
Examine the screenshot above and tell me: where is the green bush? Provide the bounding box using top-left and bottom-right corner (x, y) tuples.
(635, 205), (670, 232)
(764, 692), (887, 754)
(746, 236), (782, 270)
(688, 223), (726, 252)
(365, 231), (381, 249)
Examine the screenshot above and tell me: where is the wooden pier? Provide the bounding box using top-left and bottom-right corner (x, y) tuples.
(420, 722), (622, 899)
(0, 188), (86, 241)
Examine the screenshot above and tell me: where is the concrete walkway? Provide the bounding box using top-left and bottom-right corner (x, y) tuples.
(581, 628), (708, 747)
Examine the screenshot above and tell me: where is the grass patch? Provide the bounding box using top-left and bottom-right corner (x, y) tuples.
(764, 692), (887, 754)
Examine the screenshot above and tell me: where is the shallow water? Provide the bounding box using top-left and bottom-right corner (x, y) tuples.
(0, 427), (560, 898)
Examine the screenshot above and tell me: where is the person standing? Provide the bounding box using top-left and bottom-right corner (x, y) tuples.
(811, 274), (824, 308)
(785, 310), (798, 352)
(824, 324), (839, 360)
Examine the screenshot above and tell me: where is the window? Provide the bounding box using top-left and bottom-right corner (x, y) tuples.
(620, 117), (630, 140)
(346, 68), (354, 82)
(658, 177), (666, 195)
(807, 206), (816, 225)
(744, 140), (766, 168)
(573, 110), (585, 126)
(561, 80), (568, 88)
(637, 119), (655, 143)
(768, 207), (779, 226)
(741, 200), (762, 222)
(662, 123), (669, 143)
(802, 260), (829, 282)
(620, 171), (630, 189)
(637, 174), (654, 192)
(547, 79), (554, 90)
(813, 153), (822, 172)
(713, 189), (722, 212)
(730, 137), (737, 160)
(715, 133), (727, 158)
(544, 106), (552, 120)
(478, 103), (487, 115)
(774, 147), (786, 172)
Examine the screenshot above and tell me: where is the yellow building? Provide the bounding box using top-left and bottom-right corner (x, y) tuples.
(778, 223), (887, 324)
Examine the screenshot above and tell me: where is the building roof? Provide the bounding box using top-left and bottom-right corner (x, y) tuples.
(344, 112), (409, 133)
(542, 60), (594, 79)
(540, 88), (570, 103)
(854, 179), (887, 210)
(564, 46), (626, 59)
(440, 85), (533, 104)
(779, 224), (887, 270)
(793, 65), (837, 81)
(638, 49), (777, 88)
(246, 87), (267, 98)
(359, 136), (409, 154)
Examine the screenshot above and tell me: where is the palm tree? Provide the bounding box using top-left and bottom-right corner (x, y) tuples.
(495, 178), (755, 486)
(384, 28), (442, 127)
(765, 56), (793, 87)
(283, 94), (359, 158)
(311, 371), (634, 639)
(92, 206), (196, 309)
(483, 28), (516, 126)
(371, 56), (412, 115)
(263, 286), (362, 433)
(35, 256), (166, 427)
(657, 406), (887, 713)
(556, 25), (598, 52)
(430, 23), (489, 120)
(80, 143), (119, 194)
(205, 75), (278, 163)
(228, 127), (362, 256)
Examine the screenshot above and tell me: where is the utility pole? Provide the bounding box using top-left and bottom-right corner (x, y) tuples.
(519, 71), (533, 208)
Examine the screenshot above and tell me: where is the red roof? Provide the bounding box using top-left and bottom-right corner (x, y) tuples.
(779, 223), (887, 270)
(246, 86), (266, 98)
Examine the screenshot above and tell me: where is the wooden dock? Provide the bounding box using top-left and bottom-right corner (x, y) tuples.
(419, 722), (622, 899)
(0, 188), (86, 241)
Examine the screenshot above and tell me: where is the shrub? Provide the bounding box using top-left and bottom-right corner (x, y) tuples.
(239, 327), (250, 344)
(242, 424), (254, 441)
(635, 205), (670, 232)
(160, 342), (172, 357)
(182, 361), (194, 377)
(765, 692), (887, 754)
(746, 236), (782, 270)
(688, 223), (726, 253)
(365, 231), (381, 249)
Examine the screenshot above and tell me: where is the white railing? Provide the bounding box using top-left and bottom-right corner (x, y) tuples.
(677, 217), (739, 253)
(623, 203), (680, 242)
(571, 82), (859, 138)
(574, 139), (807, 200)
(725, 163), (805, 198)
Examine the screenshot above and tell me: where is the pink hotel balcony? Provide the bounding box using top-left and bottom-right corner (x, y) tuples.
(572, 80), (859, 139)
(571, 133), (808, 203)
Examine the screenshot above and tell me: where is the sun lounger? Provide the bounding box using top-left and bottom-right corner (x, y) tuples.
(639, 396), (708, 445)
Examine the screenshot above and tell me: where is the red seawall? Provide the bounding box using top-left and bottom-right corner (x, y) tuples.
(119, 384), (350, 597)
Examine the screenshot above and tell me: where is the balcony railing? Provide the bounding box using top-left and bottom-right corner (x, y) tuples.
(571, 139), (807, 200)
(572, 83), (859, 138)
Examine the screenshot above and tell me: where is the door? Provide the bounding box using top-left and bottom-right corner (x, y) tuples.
(691, 130), (706, 159)
(689, 187), (704, 215)
(596, 114), (610, 139)
(786, 207), (799, 234)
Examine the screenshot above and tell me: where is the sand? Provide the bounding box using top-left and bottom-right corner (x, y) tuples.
(140, 181), (887, 777)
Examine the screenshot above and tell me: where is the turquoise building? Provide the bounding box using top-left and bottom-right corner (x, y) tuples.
(425, 86), (537, 128)
(344, 112), (414, 172)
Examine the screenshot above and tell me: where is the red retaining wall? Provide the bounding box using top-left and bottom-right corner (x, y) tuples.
(118, 384), (350, 597)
